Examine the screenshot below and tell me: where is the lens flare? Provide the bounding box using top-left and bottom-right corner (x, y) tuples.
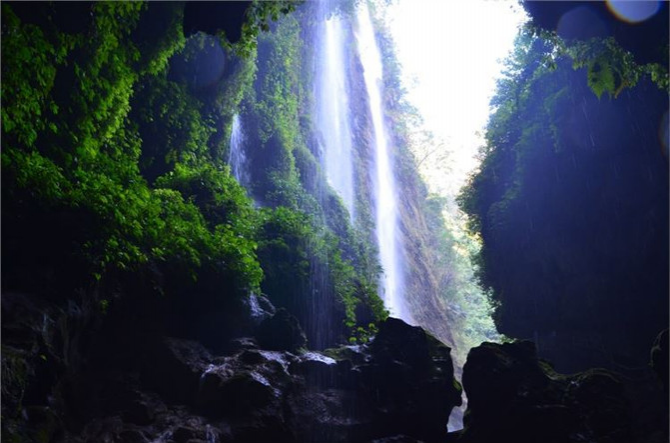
(606, 0), (660, 23)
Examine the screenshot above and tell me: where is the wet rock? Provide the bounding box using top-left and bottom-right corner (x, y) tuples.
(568, 369), (631, 440)
(288, 317), (462, 443)
(230, 415), (294, 443)
(246, 293), (276, 326)
(21, 405), (61, 443)
(290, 351), (338, 388)
(121, 396), (157, 426)
(256, 308), (307, 352)
(225, 337), (258, 355)
(173, 425), (204, 442)
(222, 371), (280, 414)
(324, 344), (369, 366)
(198, 366), (281, 419)
(7, 311), (461, 443)
(141, 338), (212, 405)
(286, 388), (376, 443)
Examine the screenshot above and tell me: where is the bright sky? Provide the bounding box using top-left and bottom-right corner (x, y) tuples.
(386, 0), (527, 197)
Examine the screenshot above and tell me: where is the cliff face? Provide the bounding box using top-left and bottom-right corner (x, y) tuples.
(1, 2), (464, 441)
(459, 28), (669, 374)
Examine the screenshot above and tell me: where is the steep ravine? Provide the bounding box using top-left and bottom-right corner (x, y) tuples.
(2, 2), (668, 443)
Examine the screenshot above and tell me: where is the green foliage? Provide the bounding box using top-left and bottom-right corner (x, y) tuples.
(232, 1), (300, 58)
(2, 150), (70, 202)
(2, 2), (264, 297)
(132, 2), (186, 76)
(133, 75), (214, 181)
(257, 205), (384, 337)
(1, 0), (395, 349)
(255, 14), (303, 146)
(1, 4), (73, 148)
(530, 26), (669, 97)
(66, 3), (144, 165)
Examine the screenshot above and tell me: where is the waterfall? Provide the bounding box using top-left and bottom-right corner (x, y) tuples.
(228, 114), (248, 186)
(355, 3), (409, 322)
(315, 4), (355, 219)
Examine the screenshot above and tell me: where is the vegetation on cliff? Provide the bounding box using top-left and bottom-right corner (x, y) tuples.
(458, 26), (669, 371)
(1, 0), (387, 352)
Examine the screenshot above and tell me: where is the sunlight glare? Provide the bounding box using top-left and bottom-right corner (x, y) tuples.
(387, 0), (527, 195)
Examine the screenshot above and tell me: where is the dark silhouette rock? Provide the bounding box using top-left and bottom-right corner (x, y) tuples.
(459, 341), (635, 443)
(199, 368), (281, 419)
(650, 329), (668, 393)
(256, 308), (307, 352)
(286, 387), (376, 443)
(283, 317), (462, 443)
(141, 338), (213, 405)
(356, 318), (462, 443)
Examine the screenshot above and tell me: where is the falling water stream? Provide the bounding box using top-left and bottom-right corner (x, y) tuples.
(316, 1), (461, 429)
(355, 3), (409, 322)
(315, 4), (356, 219)
(228, 114), (248, 186)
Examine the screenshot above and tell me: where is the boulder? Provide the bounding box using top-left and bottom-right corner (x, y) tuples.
(196, 348), (290, 426)
(362, 318), (462, 443)
(288, 317), (462, 443)
(141, 338), (212, 405)
(289, 352), (338, 388)
(371, 317), (434, 373)
(286, 388), (376, 443)
(256, 308), (307, 352)
(459, 341), (635, 443)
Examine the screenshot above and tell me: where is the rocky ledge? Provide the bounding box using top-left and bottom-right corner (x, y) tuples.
(3, 288), (666, 443)
(452, 338), (668, 443)
(2, 290), (462, 443)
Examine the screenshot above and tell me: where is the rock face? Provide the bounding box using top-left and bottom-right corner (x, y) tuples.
(255, 308), (307, 352)
(455, 341), (666, 443)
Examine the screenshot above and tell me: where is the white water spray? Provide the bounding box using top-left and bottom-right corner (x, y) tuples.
(315, 6), (355, 219)
(355, 3), (408, 321)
